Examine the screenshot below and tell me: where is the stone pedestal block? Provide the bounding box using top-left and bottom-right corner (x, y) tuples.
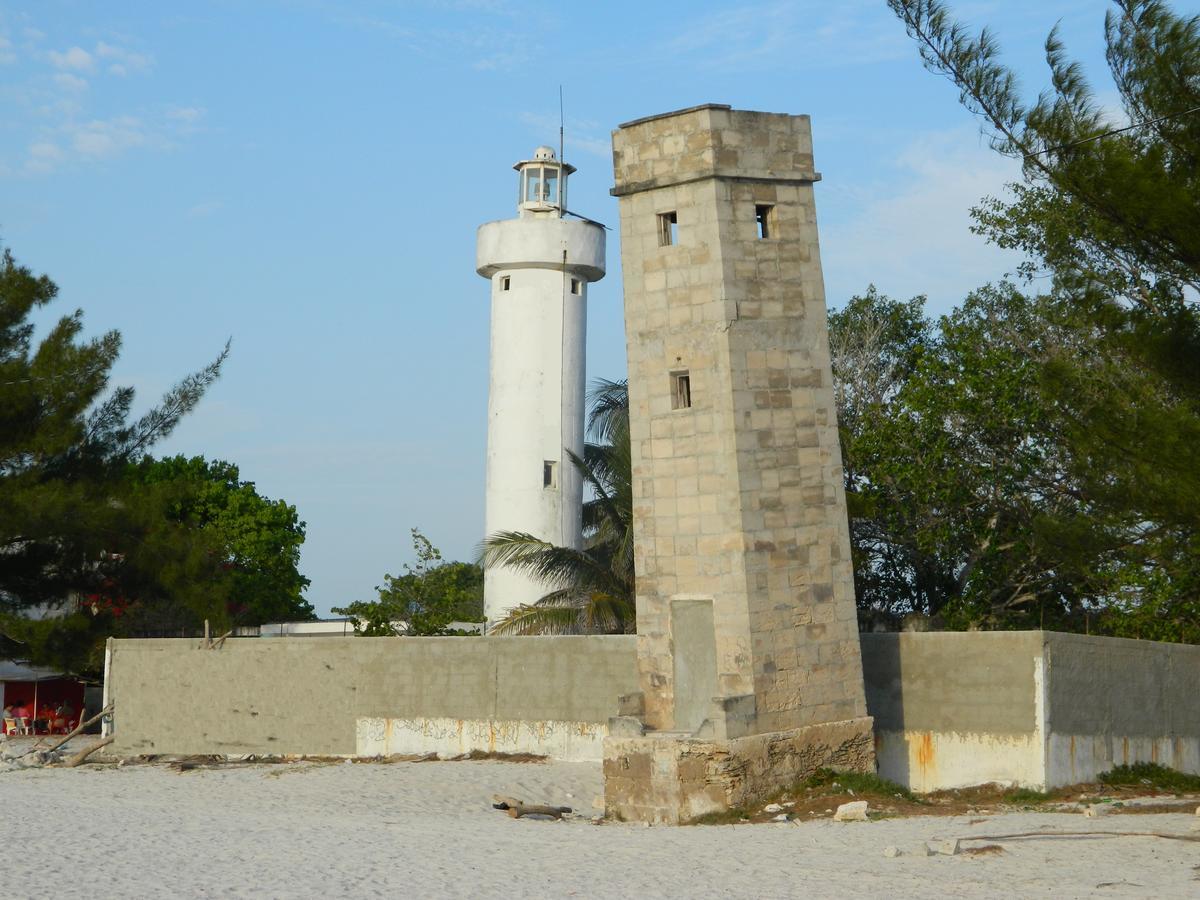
(603, 715), (875, 824)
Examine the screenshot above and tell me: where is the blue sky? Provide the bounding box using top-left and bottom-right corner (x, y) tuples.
(2, 1), (1120, 615)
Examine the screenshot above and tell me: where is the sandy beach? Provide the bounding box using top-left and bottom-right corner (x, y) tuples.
(2, 756), (1197, 899)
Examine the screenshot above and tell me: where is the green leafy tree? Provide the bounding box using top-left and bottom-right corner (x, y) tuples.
(482, 379), (635, 635)
(829, 287), (950, 624)
(334, 529), (483, 636)
(832, 286), (1071, 627)
(832, 285), (1199, 639)
(0, 248), (229, 675)
(131, 456), (314, 626)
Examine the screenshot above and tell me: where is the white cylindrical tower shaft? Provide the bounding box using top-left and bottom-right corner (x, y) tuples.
(476, 147), (606, 626)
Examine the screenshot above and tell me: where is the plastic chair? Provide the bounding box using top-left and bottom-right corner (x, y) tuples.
(15, 717), (32, 735)
(2, 717), (15, 735)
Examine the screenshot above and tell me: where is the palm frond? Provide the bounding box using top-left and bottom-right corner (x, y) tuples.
(480, 531), (627, 597)
(586, 378), (629, 444)
(490, 600), (590, 635)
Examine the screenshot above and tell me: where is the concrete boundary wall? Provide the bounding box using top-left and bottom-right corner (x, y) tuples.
(107, 631), (1200, 785)
(1043, 632), (1200, 784)
(862, 631), (1200, 790)
(106, 636), (638, 757)
(861, 632), (1045, 791)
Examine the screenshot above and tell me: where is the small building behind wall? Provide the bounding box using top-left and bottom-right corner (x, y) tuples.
(1, 660), (88, 730)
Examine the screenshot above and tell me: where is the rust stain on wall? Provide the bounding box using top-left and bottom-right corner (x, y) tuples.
(915, 731), (935, 779)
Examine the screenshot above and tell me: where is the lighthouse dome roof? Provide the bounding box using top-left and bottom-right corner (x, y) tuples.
(533, 145), (557, 160)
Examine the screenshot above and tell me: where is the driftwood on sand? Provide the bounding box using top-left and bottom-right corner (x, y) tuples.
(62, 735), (115, 768)
(16, 703), (113, 760)
(492, 794), (572, 820)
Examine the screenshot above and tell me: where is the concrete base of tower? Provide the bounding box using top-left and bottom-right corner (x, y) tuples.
(601, 716), (875, 824)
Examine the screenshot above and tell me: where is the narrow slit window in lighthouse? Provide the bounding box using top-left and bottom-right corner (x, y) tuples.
(671, 371), (692, 410)
(570, 278), (581, 295)
(543, 460), (558, 489)
(501, 276), (511, 291)
(755, 204), (775, 239)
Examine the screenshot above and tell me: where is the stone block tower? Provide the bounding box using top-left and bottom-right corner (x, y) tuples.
(602, 105), (873, 823)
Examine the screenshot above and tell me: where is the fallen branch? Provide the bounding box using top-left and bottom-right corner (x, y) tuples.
(19, 704), (113, 758)
(961, 830), (1200, 844)
(45, 704), (113, 752)
(61, 735), (114, 768)
(506, 804), (570, 820)
(492, 794), (572, 819)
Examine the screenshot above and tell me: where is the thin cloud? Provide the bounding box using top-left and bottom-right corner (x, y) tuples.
(166, 105), (207, 135)
(3, 19), (197, 177)
(648, 1), (908, 72)
(0, 35), (15, 65)
(53, 72), (88, 92)
(47, 45), (93, 71)
(519, 112), (609, 160)
(187, 199), (225, 219)
(473, 49), (529, 71)
(69, 116), (150, 157)
(95, 40), (153, 76)
(167, 106), (205, 122)
(24, 140), (64, 174)
(18, 108), (202, 174)
(822, 126), (1024, 314)
(321, 2), (537, 72)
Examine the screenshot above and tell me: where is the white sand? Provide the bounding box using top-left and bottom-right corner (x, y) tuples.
(2, 758), (1197, 898)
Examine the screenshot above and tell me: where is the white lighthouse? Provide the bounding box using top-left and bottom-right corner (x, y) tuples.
(476, 146), (606, 625)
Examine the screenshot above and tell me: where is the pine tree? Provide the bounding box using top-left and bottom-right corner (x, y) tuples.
(0, 248), (230, 674)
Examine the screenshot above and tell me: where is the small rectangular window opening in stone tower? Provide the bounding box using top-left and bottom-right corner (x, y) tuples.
(671, 371), (692, 410)
(543, 460), (558, 488)
(658, 211), (678, 247)
(501, 276), (511, 291)
(755, 205), (775, 240)
(570, 278), (581, 295)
